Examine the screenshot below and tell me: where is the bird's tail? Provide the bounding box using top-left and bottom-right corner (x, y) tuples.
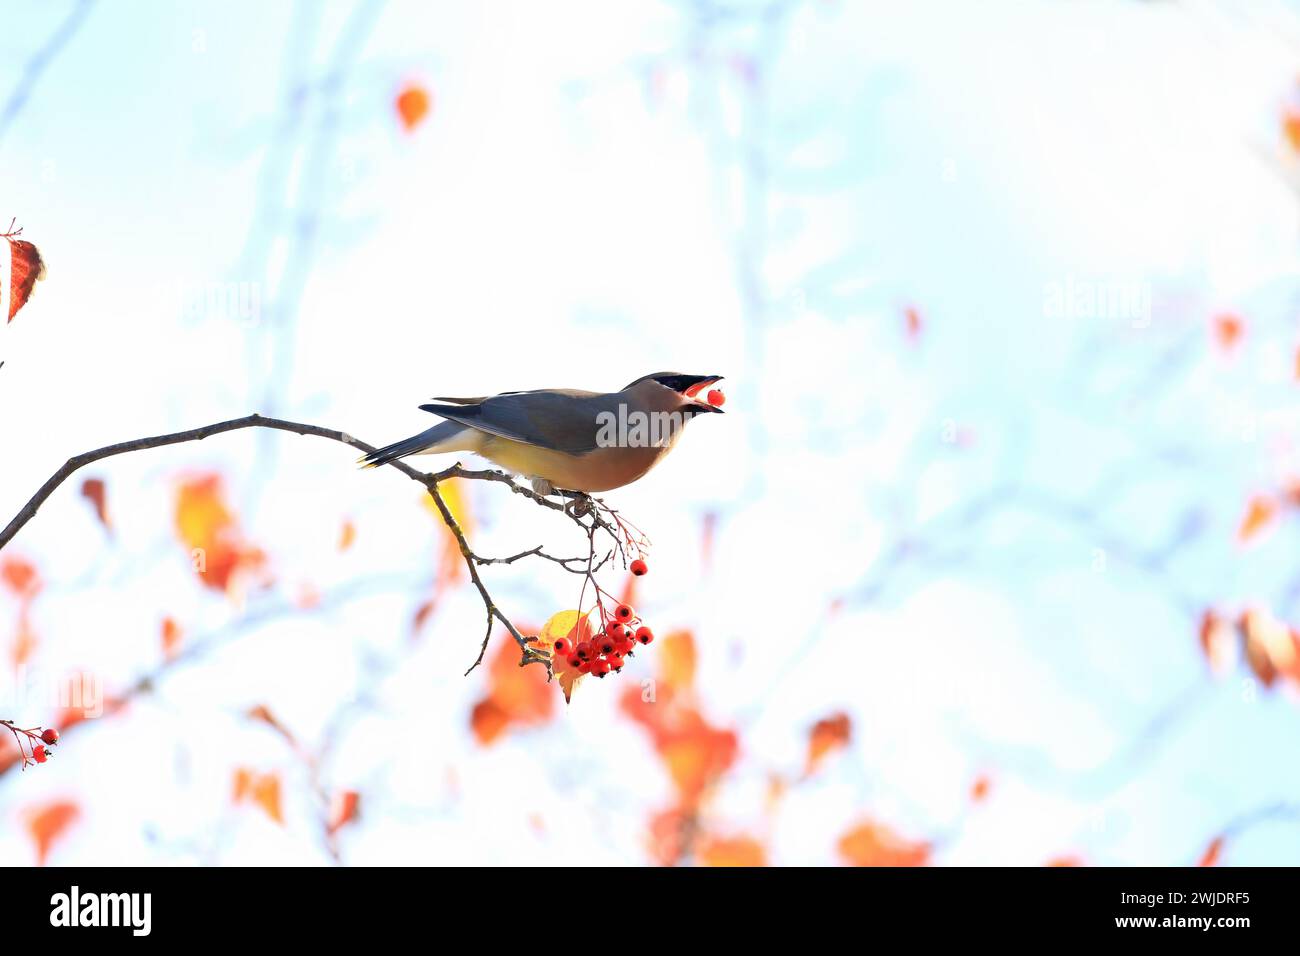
(358, 422), (473, 469)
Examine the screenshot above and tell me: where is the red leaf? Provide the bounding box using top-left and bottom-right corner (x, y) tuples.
(5, 235), (46, 323)
(0, 555), (41, 600)
(80, 477), (111, 531)
(328, 790), (360, 834)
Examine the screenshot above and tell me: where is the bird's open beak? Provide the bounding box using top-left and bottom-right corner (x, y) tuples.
(684, 375), (725, 413)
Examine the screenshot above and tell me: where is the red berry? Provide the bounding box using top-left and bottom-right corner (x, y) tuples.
(32, 744), (47, 764)
(707, 389), (725, 407)
(614, 604), (634, 623)
(566, 654), (582, 669)
(575, 641), (594, 661)
(597, 636), (616, 656)
(630, 559), (648, 576)
(607, 654), (624, 672)
(635, 626), (654, 645)
(614, 637), (635, 657)
(604, 620), (627, 639)
(554, 637), (573, 656)
(40, 728), (59, 746)
(590, 658), (610, 678)
(578, 660), (593, 674)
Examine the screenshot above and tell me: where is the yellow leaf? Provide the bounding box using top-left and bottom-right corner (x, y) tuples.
(536, 610), (594, 703)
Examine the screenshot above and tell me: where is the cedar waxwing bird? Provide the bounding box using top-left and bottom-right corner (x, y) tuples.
(360, 372), (725, 494)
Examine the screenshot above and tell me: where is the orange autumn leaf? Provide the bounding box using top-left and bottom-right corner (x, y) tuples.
(1213, 312), (1243, 351)
(161, 616), (182, 660)
(1198, 609), (1236, 676)
(1237, 495), (1276, 544)
(232, 768), (284, 824)
(659, 716), (739, 807)
(469, 698), (512, 746)
(5, 234), (46, 323)
(1284, 106), (1300, 153)
(338, 519), (356, 552)
(11, 611), (36, 670)
(1198, 835), (1225, 867)
(970, 773), (992, 803)
(79, 477), (110, 531)
(1046, 855), (1084, 867)
(647, 806), (691, 867)
(0, 555), (40, 600)
(328, 790), (361, 835)
(174, 474), (265, 593)
(658, 629), (697, 695)
(24, 800), (78, 866)
(698, 834), (767, 867)
(396, 82), (432, 132)
(805, 711), (851, 776)
(837, 820), (930, 867)
(1239, 608), (1299, 688)
(470, 625), (554, 742)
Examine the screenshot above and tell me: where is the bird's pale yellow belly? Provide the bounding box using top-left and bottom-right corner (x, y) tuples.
(479, 434), (670, 492)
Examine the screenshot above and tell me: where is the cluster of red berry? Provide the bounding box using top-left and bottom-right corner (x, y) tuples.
(555, 607), (655, 679)
(32, 728), (58, 763)
(553, 557), (655, 679)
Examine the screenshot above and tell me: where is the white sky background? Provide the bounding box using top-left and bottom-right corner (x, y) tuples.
(2, 0), (1300, 865)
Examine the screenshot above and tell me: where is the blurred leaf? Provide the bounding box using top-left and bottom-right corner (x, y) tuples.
(161, 616), (182, 660)
(1197, 835), (1225, 867)
(698, 834), (766, 867)
(837, 820), (929, 867)
(24, 800), (78, 866)
(1237, 495), (1276, 544)
(232, 768), (283, 825)
(246, 704), (296, 746)
(805, 711), (851, 777)
(0, 555), (40, 600)
(396, 81), (432, 132)
(470, 625), (554, 742)
(338, 519), (356, 552)
(11, 610), (36, 670)
(174, 474), (267, 593)
(79, 477), (111, 531)
(659, 629), (696, 695)
(1213, 312), (1244, 351)
(328, 790), (360, 835)
(970, 773), (992, 803)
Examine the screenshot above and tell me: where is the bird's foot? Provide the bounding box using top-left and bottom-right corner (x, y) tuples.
(530, 476), (556, 497)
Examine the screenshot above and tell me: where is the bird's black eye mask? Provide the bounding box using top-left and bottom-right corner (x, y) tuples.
(640, 373), (723, 393)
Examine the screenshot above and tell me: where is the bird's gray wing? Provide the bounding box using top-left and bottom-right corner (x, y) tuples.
(419, 389), (607, 454)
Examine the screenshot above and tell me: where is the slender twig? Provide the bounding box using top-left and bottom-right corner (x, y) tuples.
(0, 413), (585, 674)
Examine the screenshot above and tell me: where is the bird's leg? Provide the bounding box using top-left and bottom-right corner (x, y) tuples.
(562, 490), (595, 517)
(530, 476), (556, 497)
